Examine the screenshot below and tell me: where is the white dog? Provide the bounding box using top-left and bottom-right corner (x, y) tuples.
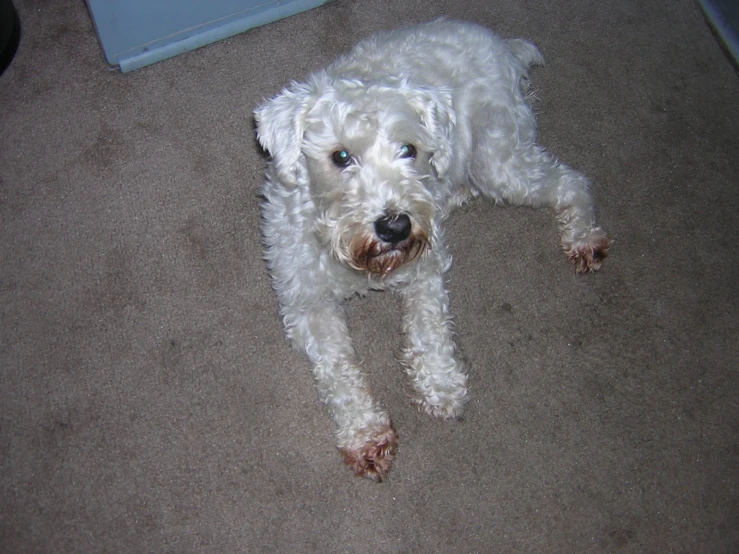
(254, 19), (610, 481)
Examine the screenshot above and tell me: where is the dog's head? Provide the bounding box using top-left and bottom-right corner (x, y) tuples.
(255, 74), (456, 275)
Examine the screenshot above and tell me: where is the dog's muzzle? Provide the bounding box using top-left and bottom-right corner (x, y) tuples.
(348, 212), (429, 276)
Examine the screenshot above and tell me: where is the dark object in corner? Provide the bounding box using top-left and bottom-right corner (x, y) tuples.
(698, 0), (739, 68)
(0, 0), (21, 77)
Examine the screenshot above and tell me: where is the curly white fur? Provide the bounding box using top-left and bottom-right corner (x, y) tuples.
(254, 19), (610, 481)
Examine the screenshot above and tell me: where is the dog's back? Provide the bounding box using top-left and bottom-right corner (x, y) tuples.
(328, 19), (541, 90)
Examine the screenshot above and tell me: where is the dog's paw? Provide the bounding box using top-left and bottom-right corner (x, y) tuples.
(411, 367), (469, 420)
(404, 358), (469, 420)
(564, 227), (612, 274)
(412, 387), (469, 420)
(339, 423), (398, 482)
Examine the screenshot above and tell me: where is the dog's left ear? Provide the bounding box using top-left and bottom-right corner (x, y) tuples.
(410, 87), (456, 177)
(254, 81), (317, 188)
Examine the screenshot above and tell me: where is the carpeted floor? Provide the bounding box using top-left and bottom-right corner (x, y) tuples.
(1, 0), (737, 552)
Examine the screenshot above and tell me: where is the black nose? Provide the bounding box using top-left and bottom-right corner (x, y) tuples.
(374, 213), (412, 244)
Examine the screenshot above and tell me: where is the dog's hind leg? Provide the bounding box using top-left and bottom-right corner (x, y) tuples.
(467, 108), (611, 273)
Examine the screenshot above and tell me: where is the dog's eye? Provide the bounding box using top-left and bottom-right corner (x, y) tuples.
(331, 149), (353, 167)
(399, 144), (417, 159)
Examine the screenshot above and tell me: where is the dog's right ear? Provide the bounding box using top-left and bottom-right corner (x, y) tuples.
(254, 81), (316, 188)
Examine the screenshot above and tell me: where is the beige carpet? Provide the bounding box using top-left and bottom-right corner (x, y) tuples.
(1, 0), (737, 551)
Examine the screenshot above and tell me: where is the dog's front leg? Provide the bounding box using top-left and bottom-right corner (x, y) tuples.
(399, 272), (469, 419)
(286, 301), (397, 481)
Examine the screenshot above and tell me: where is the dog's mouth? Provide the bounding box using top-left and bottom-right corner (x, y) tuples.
(348, 232), (429, 275)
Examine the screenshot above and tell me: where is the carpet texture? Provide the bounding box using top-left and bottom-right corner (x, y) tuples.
(1, 0), (737, 552)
